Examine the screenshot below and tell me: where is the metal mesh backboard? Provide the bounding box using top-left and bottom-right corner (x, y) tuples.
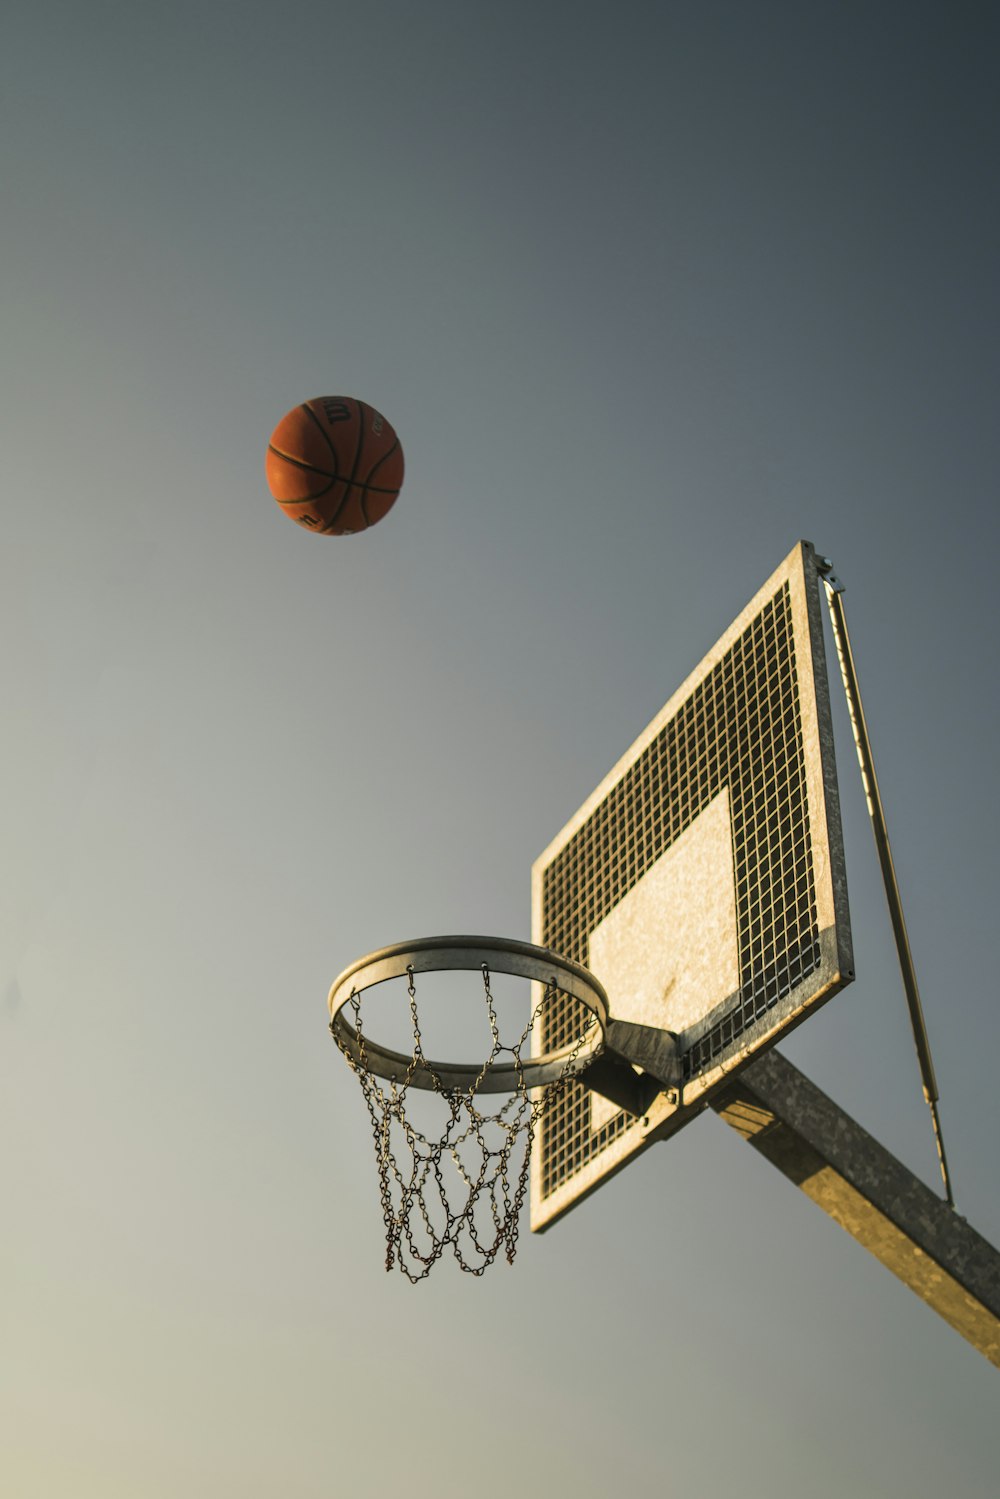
(530, 542), (853, 1230)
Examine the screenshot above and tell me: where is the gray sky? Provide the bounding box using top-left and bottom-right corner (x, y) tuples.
(3, 2), (999, 1494)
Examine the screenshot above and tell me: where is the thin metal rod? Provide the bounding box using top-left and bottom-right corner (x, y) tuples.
(819, 563), (955, 1209)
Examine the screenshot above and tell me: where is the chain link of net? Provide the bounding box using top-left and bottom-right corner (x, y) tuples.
(331, 964), (592, 1282)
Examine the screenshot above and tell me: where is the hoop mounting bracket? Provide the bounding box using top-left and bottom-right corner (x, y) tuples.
(578, 1018), (681, 1116)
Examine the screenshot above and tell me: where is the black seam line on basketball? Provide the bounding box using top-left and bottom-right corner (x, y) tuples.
(321, 467), (355, 529)
(269, 451), (340, 501)
(275, 479), (401, 509)
(268, 445), (336, 479)
(348, 399), (368, 490)
(269, 447), (395, 493)
(318, 491), (369, 534)
(363, 438), (401, 485)
(315, 399), (365, 530)
(319, 512), (367, 535)
(281, 474), (340, 501)
(303, 402), (341, 478)
(271, 440), (401, 494)
(278, 475), (401, 505)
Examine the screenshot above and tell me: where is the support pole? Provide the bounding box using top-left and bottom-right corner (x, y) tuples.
(713, 1050), (999, 1365)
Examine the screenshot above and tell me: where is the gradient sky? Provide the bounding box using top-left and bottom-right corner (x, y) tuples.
(3, 2), (999, 1495)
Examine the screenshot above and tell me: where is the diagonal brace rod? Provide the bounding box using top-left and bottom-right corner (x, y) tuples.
(818, 559), (954, 1207)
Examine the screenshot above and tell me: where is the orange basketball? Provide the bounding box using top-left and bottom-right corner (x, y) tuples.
(265, 396), (404, 536)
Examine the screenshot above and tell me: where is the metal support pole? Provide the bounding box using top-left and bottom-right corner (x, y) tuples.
(714, 1051), (996, 1364)
(817, 559), (955, 1208)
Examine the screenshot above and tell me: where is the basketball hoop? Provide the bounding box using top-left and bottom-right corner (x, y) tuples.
(328, 936), (608, 1280)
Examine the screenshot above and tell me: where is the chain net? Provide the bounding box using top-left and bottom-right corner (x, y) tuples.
(332, 963), (588, 1281)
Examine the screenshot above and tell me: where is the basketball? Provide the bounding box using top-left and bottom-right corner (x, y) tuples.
(265, 396), (404, 536)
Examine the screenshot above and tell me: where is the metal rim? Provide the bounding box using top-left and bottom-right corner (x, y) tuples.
(328, 935), (608, 1093)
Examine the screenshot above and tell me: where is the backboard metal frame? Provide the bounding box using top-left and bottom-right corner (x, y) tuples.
(530, 541), (853, 1231)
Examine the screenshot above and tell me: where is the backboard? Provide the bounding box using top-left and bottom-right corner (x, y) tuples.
(530, 541), (853, 1230)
